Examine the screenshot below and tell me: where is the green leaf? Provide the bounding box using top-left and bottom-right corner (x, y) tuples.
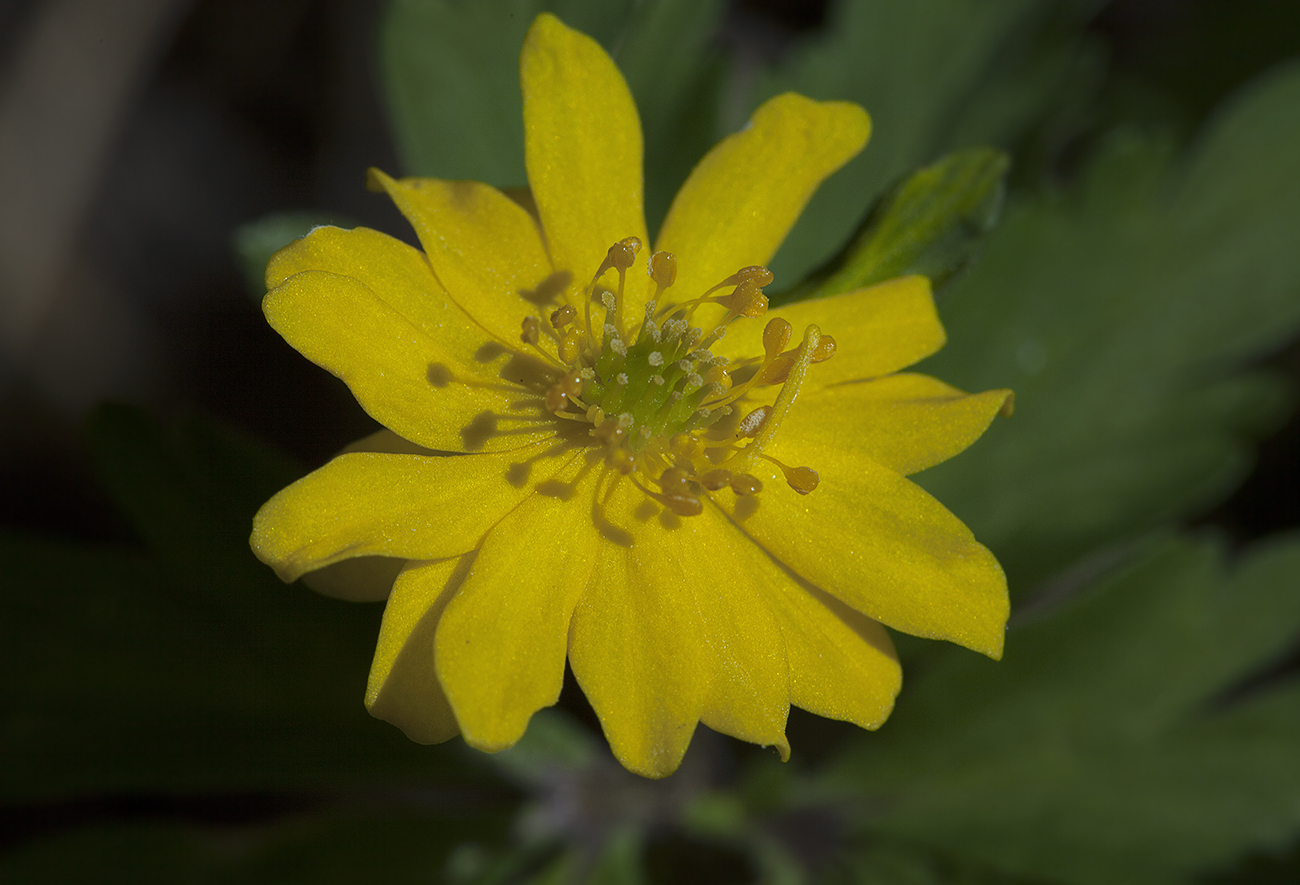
(775, 148), (1009, 305)
(1, 407), (501, 799)
(232, 212), (355, 298)
(915, 62), (1300, 589)
(831, 532), (1300, 885)
(747, 0), (1104, 286)
(85, 403), (302, 612)
(379, 0), (535, 186)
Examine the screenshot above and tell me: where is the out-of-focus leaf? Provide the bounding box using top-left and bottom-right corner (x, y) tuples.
(0, 804), (511, 884)
(379, 0), (534, 186)
(378, 0), (725, 230)
(491, 710), (600, 787)
(776, 148), (1009, 305)
(232, 212), (354, 298)
(86, 403), (301, 613)
(748, 0), (1104, 286)
(916, 63), (1300, 588)
(1, 406), (500, 799)
(832, 532), (1300, 885)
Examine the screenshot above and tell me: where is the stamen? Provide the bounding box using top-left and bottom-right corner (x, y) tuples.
(552, 248), (826, 519)
(698, 468), (732, 491)
(669, 433), (704, 457)
(702, 265), (773, 298)
(726, 325), (822, 476)
(595, 237), (642, 280)
(760, 454), (820, 494)
(559, 329), (581, 363)
(736, 405), (772, 438)
(544, 370), (584, 413)
(592, 237), (642, 339)
(551, 305), (577, 329)
(648, 251), (677, 304)
(763, 318), (792, 359)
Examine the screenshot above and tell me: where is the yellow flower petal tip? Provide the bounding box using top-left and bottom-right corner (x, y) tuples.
(250, 13), (1011, 778)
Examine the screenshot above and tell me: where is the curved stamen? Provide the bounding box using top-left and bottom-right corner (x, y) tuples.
(725, 324), (821, 476)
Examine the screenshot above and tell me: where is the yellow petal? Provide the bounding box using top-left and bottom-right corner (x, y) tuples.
(570, 479), (790, 776)
(521, 14), (650, 312)
(366, 171), (562, 344)
(365, 557), (466, 744)
(784, 374), (1013, 476)
(695, 509), (792, 762)
(569, 510), (706, 775)
(715, 454), (1008, 658)
(715, 276), (945, 387)
(251, 447), (575, 582)
(267, 224), (501, 352)
(264, 268), (555, 453)
(655, 93), (869, 302)
(757, 576), (901, 729)
(434, 462), (598, 753)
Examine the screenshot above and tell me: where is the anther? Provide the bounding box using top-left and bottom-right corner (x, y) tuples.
(551, 305), (577, 329)
(787, 466), (820, 494)
(760, 454), (820, 495)
(811, 336), (836, 362)
(706, 265), (773, 295)
(727, 281), (768, 319)
(594, 418), (625, 446)
(658, 467), (689, 492)
(662, 493), (704, 517)
(698, 469), (733, 491)
(757, 333), (837, 383)
(704, 364), (732, 391)
(730, 474), (763, 496)
(608, 448), (636, 474)
(737, 405), (772, 438)
(544, 370), (584, 413)
(594, 237), (642, 281)
(669, 433), (704, 457)
(763, 318), (792, 359)
(648, 251), (677, 288)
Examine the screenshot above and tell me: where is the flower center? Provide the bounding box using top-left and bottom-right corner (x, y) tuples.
(521, 237), (832, 517)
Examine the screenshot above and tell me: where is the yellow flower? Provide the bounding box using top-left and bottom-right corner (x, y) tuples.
(250, 13), (1010, 778)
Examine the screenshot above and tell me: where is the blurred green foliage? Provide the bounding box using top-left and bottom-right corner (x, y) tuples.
(775, 147), (1010, 304)
(917, 63), (1300, 590)
(833, 533), (1300, 884)
(5, 1), (1300, 883)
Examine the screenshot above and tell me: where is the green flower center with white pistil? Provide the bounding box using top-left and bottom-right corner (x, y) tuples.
(522, 237), (833, 516)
